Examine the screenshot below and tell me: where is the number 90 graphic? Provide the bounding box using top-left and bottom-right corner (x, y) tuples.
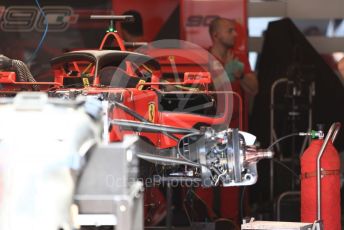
(0, 6), (78, 32)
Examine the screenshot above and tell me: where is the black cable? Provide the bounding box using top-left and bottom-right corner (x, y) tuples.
(183, 188), (194, 225)
(12, 60), (39, 91)
(268, 132), (302, 180)
(268, 132), (300, 150)
(239, 133), (301, 223)
(243, 132), (303, 224)
(267, 132), (301, 180)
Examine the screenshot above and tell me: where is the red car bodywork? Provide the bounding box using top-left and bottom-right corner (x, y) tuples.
(0, 29), (242, 149)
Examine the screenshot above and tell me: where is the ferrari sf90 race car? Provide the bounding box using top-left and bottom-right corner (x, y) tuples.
(0, 47), (272, 187)
(0, 14), (273, 191)
(0, 15), (274, 228)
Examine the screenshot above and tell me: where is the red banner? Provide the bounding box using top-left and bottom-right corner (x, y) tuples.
(181, 0), (247, 52)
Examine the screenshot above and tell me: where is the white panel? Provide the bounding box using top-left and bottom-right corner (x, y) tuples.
(248, 1), (286, 17)
(307, 37), (344, 53)
(242, 221), (313, 230)
(287, 0), (344, 19)
(249, 37), (344, 53)
(76, 214), (117, 226)
(248, 0), (344, 18)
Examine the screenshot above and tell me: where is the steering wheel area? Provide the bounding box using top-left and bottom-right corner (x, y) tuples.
(98, 62), (153, 88)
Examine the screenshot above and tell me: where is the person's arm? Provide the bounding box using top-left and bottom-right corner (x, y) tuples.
(238, 71), (258, 96)
(226, 50), (258, 96)
(338, 57), (344, 78)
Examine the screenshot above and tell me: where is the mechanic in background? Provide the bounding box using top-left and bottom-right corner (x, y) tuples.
(196, 17), (258, 229)
(209, 18), (258, 98)
(208, 17), (258, 131)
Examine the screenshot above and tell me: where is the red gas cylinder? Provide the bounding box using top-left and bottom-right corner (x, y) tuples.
(300, 139), (341, 230)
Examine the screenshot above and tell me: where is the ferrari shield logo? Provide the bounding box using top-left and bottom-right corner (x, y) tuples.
(137, 79), (146, 90)
(82, 77), (90, 87)
(148, 102), (155, 122)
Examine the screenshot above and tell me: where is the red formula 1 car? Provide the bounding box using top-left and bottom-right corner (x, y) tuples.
(0, 15), (268, 185)
(0, 13), (270, 194)
(0, 15), (273, 227)
(48, 48), (230, 147)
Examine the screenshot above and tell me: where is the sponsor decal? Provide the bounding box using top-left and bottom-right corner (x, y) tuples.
(0, 6), (78, 32)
